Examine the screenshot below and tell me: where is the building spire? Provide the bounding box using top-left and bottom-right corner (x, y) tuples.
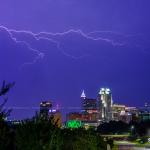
(81, 90), (86, 99)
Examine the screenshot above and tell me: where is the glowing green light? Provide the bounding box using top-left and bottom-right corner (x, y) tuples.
(66, 120), (82, 128)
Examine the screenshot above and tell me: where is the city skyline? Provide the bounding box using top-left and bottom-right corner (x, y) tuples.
(4, 87), (149, 120)
(0, 0), (150, 119)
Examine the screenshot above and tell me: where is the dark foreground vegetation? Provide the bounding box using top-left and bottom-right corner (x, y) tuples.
(0, 118), (107, 150)
(97, 118), (150, 144)
(1, 81), (149, 149)
(0, 81), (107, 150)
(97, 120), (150, 137)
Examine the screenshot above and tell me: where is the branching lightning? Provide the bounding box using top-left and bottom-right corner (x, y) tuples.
(0, 26), (45, 66)
(0, 25), (138, 67)
(36, 29), (125, 46)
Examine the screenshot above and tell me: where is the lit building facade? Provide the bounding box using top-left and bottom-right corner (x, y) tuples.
(40, 101), (52, 119)
(97, 88), (113, 122)
(125, 107), (139, 122)
(112, 104), (126, 121)
(112, 105), (139, 123)
(139, 103), (150, 121)
(67, 112), (82, 121)
(40, 101), (62, 126)
(51, 110), (62, 127)
(81, 90), (98, 122)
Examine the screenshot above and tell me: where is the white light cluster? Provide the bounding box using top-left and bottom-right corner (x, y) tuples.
(49, 109), (57, 113)
(99, 88), (111, 95)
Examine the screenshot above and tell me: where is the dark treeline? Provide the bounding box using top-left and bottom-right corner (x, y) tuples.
(0, 116), (107, 150)
(97, 121), (129, 135)
(1, 81), (149, 149)
(97, 120), (150, 137)
(97, 119), (150, 144)
(0, 81), (107, 150)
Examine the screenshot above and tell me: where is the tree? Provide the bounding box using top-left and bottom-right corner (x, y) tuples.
(0, 80), (15, 150)
(0, 81), (107, 150)
(15, 115), (62, 150)
(61, 128), (107, 150)
(97, 121), (129, 134)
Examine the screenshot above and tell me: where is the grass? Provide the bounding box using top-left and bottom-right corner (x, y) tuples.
(112, 145), (118, 150)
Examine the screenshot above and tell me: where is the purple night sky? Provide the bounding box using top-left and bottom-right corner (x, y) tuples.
(0, 0), (150, 119)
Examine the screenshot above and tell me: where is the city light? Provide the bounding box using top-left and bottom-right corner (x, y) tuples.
(66, 120), (82, 128)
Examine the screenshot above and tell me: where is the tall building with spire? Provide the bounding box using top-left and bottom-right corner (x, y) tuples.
(81, 90), (86, 99)
(81, 90), (97, 122)
(97, 88), (113, 122)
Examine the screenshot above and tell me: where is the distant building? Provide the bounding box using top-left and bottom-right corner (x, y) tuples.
(112, 104), (126, 121)
(40, 101), (52, 119)
(112, 104), (139, 123)
(82, 98), (97, 113)
(50, 110), (62, 127)
(97, 88), (113, 122)
(81, 90), (98, 122)
(67, 112), (82, 121)
(40, 101), (62, 126)
(139, 103), (150, 121)
(125, 107), (139, 122)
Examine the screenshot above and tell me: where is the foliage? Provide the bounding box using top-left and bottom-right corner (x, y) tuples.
(15, 116), (62, 150)
(97, 121), (129, 134)
(61, 128), (107, 150)
(0, 80), (15, 97)
(131, 120), (150, 137)
(0, 81), (15, 119)
(127, 135), (138, 142)
(0, 81), (107, 150)
(0, 81), (15, 150)
(15, 122), (107, 150)
(106, 138), (114, 149)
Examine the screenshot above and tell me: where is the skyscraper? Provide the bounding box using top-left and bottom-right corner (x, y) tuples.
(40, 101), (52, 119)
(97, 88), (113, 122)
(81, 90), (97, 122)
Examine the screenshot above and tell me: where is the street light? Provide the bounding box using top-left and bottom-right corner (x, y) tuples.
(131, 125), (134, 130)
(130, 125), (135, 136)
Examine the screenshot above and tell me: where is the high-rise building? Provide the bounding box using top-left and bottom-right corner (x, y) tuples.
(40, 101), (62, 127)
(40, 101), (52, 119)
(81, 90), (97, 112)
(97, 88), (113, 122)
(81, 90), (97, 122)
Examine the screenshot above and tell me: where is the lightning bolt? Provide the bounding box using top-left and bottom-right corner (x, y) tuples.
(1, 25), (144, 67)
(0, 26), (45, 66)
(36, 29), (126, 46)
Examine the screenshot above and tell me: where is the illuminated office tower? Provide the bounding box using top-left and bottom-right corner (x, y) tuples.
(97, 88), (113, 122)
(81, 90), (86, 100)
(81, 90), (87, 113)
(81, 90), (97, 122)
(40, 101), (52, 119)
(81, 90), (97, 112)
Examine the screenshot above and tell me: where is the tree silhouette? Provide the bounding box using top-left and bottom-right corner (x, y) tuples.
(0, 80), (15, 150)
(0, 81), (107, 150)
(0, 80), (15, 96)
(0, 80), (15, 119)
